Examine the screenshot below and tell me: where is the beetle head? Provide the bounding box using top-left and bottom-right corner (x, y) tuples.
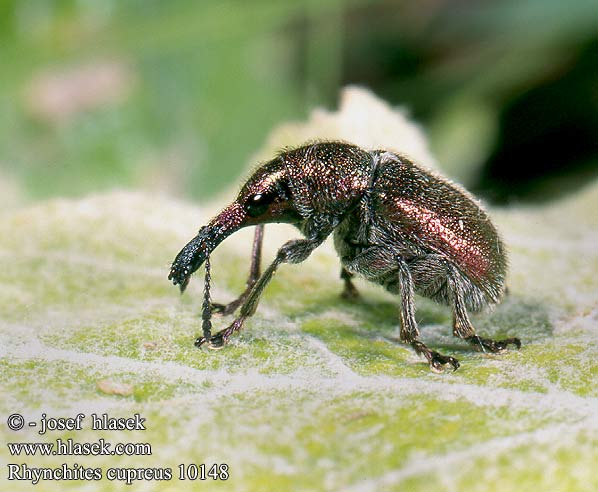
(236, 158), (302, 226)
(169, 158), (301, 291)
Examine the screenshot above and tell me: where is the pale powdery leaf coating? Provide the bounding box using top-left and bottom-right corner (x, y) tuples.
(1, 89), (598, 491)
(255, 85), (438, 170)
(216, 86), (439, 207)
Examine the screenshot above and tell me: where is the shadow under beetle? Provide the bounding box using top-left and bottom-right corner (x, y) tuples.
(169, 142), (521, 372)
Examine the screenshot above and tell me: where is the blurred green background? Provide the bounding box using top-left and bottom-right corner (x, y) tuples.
(1, 0), (597, 205)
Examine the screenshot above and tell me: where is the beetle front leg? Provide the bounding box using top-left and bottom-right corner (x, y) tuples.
(211, 224), (264, 316)
(396, 259), (460, 372)
(448, 265), (521, 353)
(196, 237), (322, 349)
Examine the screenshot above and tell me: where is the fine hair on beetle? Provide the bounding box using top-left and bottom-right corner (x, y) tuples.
(169, 141), (521, 372)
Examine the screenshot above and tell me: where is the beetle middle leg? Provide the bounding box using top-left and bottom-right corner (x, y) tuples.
(395, 258), (460, 372)
(344, 249), (459, 372)
(196, 237), (323, 349)
(211, 224), (264, 316)
(447, 265), (521, 353)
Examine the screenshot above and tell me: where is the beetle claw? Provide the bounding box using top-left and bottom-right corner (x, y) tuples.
(195, 332), (227, 350)
(429, 352), (460, 373)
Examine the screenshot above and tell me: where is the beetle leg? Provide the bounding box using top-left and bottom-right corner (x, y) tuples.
(396, 258), (460, 372)
(195, 316), (247, 350)
(447, 265), (521, 353)
(411, 341), (460, 373)
(211, 225), (264, 316)
(340, 267), (360, 300)
(196, 237), (323, 349)
(465, 335), (522, 353)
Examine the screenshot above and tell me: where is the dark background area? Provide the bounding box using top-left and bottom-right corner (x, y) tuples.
(1, 0), (597, 205)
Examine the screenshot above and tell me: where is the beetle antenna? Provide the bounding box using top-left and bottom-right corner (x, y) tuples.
(201, 245), (213, 341)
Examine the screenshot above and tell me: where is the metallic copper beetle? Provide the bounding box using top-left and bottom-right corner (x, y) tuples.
(169, 142), (520, 372)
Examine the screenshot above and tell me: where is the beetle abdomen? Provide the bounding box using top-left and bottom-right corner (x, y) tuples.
(370, 152), (507, 305)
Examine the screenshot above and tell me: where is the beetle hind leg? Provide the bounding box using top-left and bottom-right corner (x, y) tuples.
(447, 265), (521, 353)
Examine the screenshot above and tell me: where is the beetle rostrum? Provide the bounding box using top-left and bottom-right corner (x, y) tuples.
(169, 142), (521, 372)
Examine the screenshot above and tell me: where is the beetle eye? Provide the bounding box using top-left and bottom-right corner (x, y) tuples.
(246, 192), (274, 217)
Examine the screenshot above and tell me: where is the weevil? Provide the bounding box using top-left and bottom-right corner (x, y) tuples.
(169, 142), (521, 372)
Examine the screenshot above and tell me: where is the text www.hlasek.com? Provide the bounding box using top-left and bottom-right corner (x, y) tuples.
(7, 438), (151, 456)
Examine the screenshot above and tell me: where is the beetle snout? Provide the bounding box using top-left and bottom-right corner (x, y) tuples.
(168, 230), (209, 291)
(169, 203), (246, 292)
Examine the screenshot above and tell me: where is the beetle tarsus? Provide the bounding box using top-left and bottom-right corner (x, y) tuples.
(412, 341), (460, 372)
(195, 316), (247, 350)
(195, 332), (225, 350)
(447, 265), (523, 355)
(466, 335), (521, 353)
